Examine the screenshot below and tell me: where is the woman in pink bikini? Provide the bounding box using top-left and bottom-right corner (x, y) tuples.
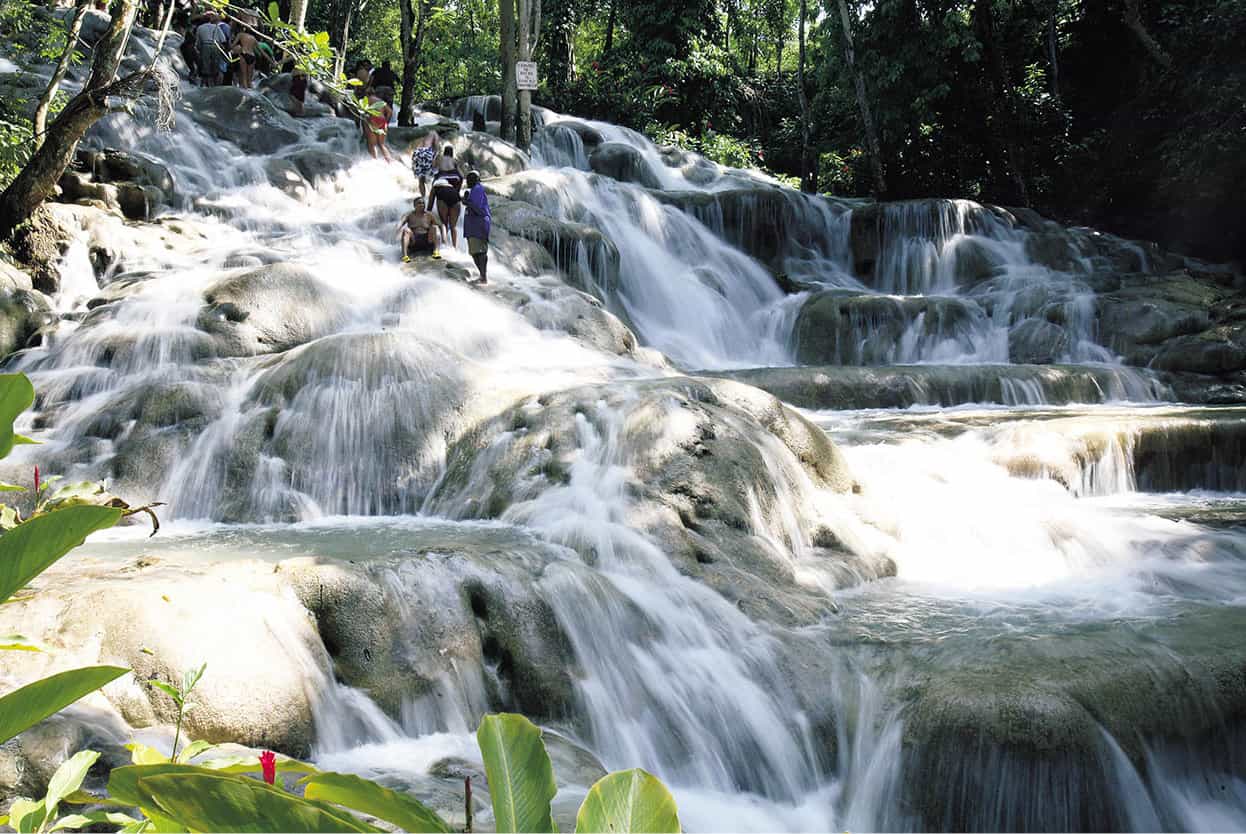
(362, 93), (393, 162)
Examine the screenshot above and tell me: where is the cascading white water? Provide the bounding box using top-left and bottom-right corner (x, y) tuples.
(5, 23), (1246, 831)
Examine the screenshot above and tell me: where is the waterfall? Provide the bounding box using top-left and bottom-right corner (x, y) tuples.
(3, 30), (1246, 832)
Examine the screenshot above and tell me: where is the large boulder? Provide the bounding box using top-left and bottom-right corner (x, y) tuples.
(280, 147), (353, 184)
(181, 86), (301, 155)
(427, 376), (873, 627)
(451, 131), (528, 179)
(0, 289), (53, 358)
(487, 195), (620, 298)
(197, 263), (353, 356)
(653, 187), (825, 267)
(1008, 318), (1070, 364)
(1150, 327), (1246, 375)
(588, 142), (662, 189)
(793, 290), (986, 365)
(1096, 271), (1226, 363)
(263, 157), (312, 200)
(0, 558), (333, 758)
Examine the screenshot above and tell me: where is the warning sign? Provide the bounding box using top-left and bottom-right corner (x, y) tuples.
(516, 61), (539, 91)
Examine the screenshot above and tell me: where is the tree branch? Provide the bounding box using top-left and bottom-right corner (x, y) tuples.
(33, 0), (91, 151)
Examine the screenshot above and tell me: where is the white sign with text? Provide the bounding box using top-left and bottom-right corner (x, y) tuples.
(516, 61), (538, 90)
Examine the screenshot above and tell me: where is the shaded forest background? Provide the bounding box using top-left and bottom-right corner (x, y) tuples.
(329, 0), (1241, 262)
(8, 0), (1245, 262)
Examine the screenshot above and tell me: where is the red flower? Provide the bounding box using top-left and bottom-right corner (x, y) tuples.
(33, 465), (39, 493)
(260, 751), (276, 785)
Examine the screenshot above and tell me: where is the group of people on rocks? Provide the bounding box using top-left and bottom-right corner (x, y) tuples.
(180, 8), (273, 88)
(174, 5), (491, 282)
(343, 61), (492, 283)
(398, 133), (491, 285)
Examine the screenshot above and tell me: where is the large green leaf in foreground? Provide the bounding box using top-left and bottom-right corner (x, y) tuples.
(575, 769), (681, 833)
(136, 771), (379, 833)
(302, 771), (451, 833)
(0, 505), (123, 603)
(477, 713), (558, 833)
(0, 373), (34, 459)
(0, 665), (128, 745)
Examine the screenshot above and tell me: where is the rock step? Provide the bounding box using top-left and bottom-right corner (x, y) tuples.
(706, 364), (1169, 410)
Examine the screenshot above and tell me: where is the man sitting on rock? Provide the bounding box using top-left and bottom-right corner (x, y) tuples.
(397, 199), (442, 262)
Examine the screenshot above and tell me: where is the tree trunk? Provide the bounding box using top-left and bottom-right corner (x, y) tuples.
(1122, 0), (1172, 69)
(973, 0), (1028, 205)
(1, 0), (138, 240)
(797, 0), (815, 192)
(331, 0), (355, 79)
(398, 0), (431, 125)
(774, 39), (782, 77)
(33, 0), (90, 152)
(288, 0), (307, 31)
(516, 0), (538, 150)
(836, 0), (886, 196)
(604, 0), (615, 51)
(500, 0), (517, 142)
(1047, 3), (1060, 97)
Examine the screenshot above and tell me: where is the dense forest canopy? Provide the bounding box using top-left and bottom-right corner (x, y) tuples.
(335, 0), (1243, 262)
(2, 0), (1242, 261)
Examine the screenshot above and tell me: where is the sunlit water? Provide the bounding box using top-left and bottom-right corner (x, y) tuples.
(4, 35), (1245, 831)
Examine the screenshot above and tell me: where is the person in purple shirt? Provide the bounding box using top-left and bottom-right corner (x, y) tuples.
(461, 170), (491, 284)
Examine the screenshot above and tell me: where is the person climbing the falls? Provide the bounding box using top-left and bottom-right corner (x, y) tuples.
(363, 92), (394, 162)
(410, 131), (438, 202)
(230, 22), (259, 89)
(429, 145), (465, 250)
(462, 170), (491, 284)
(194, 11), (226, 86)
(398, 198), (442, 262)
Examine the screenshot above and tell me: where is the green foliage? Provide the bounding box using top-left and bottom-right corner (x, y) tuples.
(301, 772), (451, 833)
(575, 769), (681, 834)
(476, 713), (558, 834)
(0, 667), (129, 747)
(137, 772), (380, 833)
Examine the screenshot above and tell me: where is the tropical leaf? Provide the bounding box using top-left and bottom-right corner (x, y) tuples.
(8, 797), (45, 833)
(574, 769), (680, 834)
(301, 771), (451, 833)
(0, 504), (124, 604)
(136, 772), (380, 833)
(45, 750), (100, 820)
(177, 739), (216, 763)
(126, 743), (171, 765)
(49, 810), (142, 831)
(0, 666), (128, 745)
(476, 713), (557, 834)
(200, 754), (319, 776)
(148, 680), (182, 705)
(0, 373), (35, 460)
(0, 634), (43, 651)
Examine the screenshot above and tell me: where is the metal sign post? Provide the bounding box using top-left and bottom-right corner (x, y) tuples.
(516, 61), (539, 91)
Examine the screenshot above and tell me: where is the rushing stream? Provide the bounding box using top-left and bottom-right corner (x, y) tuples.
(3, 31), (1245, 832)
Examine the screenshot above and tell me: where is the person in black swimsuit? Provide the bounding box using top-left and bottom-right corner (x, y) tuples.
(429, 146), (464, 249)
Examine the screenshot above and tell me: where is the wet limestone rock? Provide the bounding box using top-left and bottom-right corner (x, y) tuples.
(198, 263), (353, 356)
(588, 142), (662, 189)
(451, 131), (529, 179)
(487, 195), (621, 297)
(263, 158), (312, 200)
(0, 559), (331, 758)
(0, 288), (53, 359)
(1008, 319), (1070, 364)
(181, 86), (301, 155)
(792, 291), (983, 365)
(428, 377), (870, 626)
